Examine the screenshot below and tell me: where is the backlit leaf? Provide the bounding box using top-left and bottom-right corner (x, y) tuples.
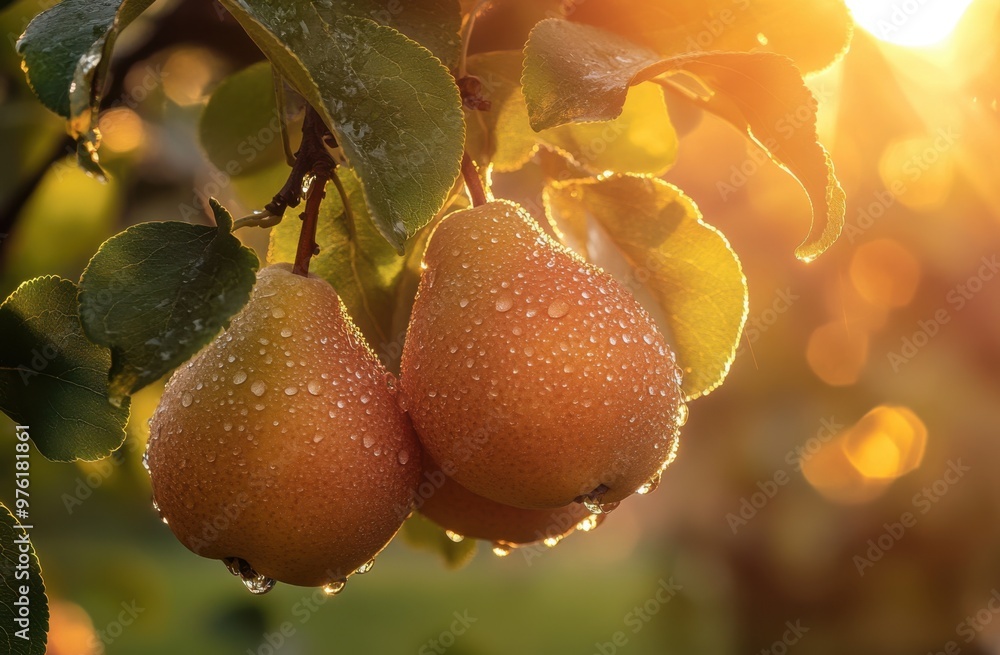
(524, 19), (845, 261)
(402, 513), (478, 570)
(568, 0), (853, 74)
(545, 174), (748, 399)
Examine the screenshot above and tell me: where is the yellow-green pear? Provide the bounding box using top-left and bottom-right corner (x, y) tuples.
(147, 264), (421, 589)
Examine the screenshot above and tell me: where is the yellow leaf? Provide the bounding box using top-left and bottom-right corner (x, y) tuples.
(541, 83), (678, 176)
(545, 174), (748, 400)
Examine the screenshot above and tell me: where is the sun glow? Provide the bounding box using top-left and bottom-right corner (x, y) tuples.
(844, 0), (975, 47)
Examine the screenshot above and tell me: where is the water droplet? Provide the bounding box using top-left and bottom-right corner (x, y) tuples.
(492, 542), (513, 557)
(445, 530), (465, 543)
(313, 434), (325, 443)
(360, 394), (371, 404)
(459, 299), (469, 308)
(233, 370), (247, 385)
(547, 300), (570, 318)
(284, 386), (298, 396)
(251, 381), (266, 396)
(495, 295), (513, 312)
(225, 558), (276, 595)
(576, 515), (601, 532)
(181, 392), (193, 407)
(322, 579), (347, 596)
(579, 485), (619, 515)
(206, 452), (217, 462)
(363, 435), (375, 448)
(636, 471), (662, 495)
(543, 536), (562, 548)
(307, 380), (322, 395)
(677, 403), (689, 426)
(141, 451), (150, 472)
(397, 450), (410, 465)
(280, 328), (292, 338)
(355, 559), (375, 575)
(271, 307), (286, 318)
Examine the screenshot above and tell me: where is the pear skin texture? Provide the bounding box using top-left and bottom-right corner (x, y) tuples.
(420, 463), (593, 545)
(401, 201), (683, 509)
(147, 264), (421, 587)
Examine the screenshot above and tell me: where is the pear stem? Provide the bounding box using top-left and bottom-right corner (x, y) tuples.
(292, 167), (329, 277)
(462, 152), (488, 207)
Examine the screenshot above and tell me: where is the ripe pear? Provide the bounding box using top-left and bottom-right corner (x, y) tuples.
(147, 264), (421, 588)
(420, 462), (597, 548)
(400, 201), (683, 510)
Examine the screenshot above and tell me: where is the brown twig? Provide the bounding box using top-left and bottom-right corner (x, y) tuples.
(257, 105), (337, 276)
(461, 152), (488, 207)
(264, 108), (334, 218)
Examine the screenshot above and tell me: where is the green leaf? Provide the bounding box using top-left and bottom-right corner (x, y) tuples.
(16, 0), (155, 172)
(523, 19), (845, 261)
(568, 0), (853, 74)
(0, 276), (130, 461)
(401, 513), (478, 569)
(0, 504), (47, 654)
(545, 174), (748, 400)
(78, 201), (260, 402)
(268, 169), (406, 351)
(218, 1), (465, 252)
(314, 0), (463, 69)
(199, 62), (286, 177)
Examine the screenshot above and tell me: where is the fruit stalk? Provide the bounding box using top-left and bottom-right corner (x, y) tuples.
(292, 165), (328, 277)
(461, 152), (488, 207)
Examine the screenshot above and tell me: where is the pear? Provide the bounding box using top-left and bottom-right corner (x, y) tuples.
(401, 201), (683, 510)
(420, 462), (598, 549)
(146, 264), (421, 589)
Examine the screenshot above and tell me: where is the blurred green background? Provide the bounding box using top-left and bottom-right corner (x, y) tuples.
(3, 1), (1000, 654)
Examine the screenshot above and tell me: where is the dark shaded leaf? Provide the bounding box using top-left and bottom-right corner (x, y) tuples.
(16, 0), (155, 174)
(0, 276), (130, 461)
(78, 201), (259, 402)
(0, 503), (47, 654)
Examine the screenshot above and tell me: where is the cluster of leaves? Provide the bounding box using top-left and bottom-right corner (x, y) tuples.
(0, 0), (853, 642)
